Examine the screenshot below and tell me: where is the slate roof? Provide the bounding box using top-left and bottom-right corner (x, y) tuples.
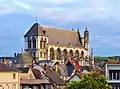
(68, 74), (81, 82)
(0, 63), (21, 72)
(44, 71), (66, 85)
(15, 52), (34, 65)
(24, 23), (82, 47)
(58, 64), (68, 76)
(81, 66), (90, 72)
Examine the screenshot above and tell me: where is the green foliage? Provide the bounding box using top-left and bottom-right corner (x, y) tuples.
(66, 72), (112, 89)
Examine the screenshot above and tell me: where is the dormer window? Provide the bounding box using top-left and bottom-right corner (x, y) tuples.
(43, 30), (46, 35)
(68, 43), (71, 45)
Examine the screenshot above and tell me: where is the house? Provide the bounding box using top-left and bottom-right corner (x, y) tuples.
(43, 64), (66, 89)
(105, 60), (120, 89)
(0, 63), (21, 89)
(19, 67), (52, 89)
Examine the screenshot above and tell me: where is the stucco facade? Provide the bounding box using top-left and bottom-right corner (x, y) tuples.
(0, 72), (20, 89)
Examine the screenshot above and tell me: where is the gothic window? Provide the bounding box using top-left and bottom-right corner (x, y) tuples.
(44, 53), (46, 58)
(75, 50), (79, 57)
(63, 49), (67, 62)
(81, 51), (84, 57)
(28, 37), (31, 49)
(33, 52), (36, 58)
(69, 50), (73, 59)
(57, 48), (61, 60)
(33, 37), (36, 49)
(50, 48), (54, 60)
(40, 52), (42, 58)
(40, 38), (43, 49)
(43, 38), (46, 49)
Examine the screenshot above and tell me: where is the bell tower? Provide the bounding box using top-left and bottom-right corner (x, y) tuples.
(84, 26), (89, 50)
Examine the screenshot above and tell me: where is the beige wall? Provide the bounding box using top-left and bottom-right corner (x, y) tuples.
(25, 35), (89, 64)
(48, 45), (88, 58)
(20, 68), (35, 79)
(0, 72), (20, 89)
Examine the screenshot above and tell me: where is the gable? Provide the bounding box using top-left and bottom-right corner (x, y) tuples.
(28, 68), (35, 79)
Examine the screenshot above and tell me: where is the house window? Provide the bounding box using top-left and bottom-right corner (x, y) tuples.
(13, 73), (16, 79)
(43, 41), (46, 49)
(43, 38), (46, 49)
(46, 85), (51, 89)
(28, 39), (31, 49)
(40, 38), (43, 49)
(40, 52), (42, 58)
(40, 41), (42, 49)
(44, 53), (46, 58)
(13, 84), (16, 89)
(33, 38), (36, 49)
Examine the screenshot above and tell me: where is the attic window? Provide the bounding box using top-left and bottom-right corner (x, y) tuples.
(43, 30), (46, 35)
(13, 73), (16, 79)
(68, 43), (71, 45)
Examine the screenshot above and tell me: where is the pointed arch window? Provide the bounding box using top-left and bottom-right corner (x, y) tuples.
(81, 51), (84, 57)
(40, 38), (43, 49)
(75, 50), (79, 57)
(28, 37), (31, 49)
(33, 37), (36, 49)
(69, 50), (73, 58)
(57, 48), (61, 60)
(43, 38), (46, 49)
(63, 49), (67, 62)
(50, 48), (55, 60)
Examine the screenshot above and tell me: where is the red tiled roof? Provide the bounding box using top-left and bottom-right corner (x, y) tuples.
(71, 60), (81, 72)
(107, 60), (120, 64)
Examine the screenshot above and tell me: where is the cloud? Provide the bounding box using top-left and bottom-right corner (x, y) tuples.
(0, 0), (118, 22)
(0, 8), (13, 15)
(41, 0), (74, 5)
(13, 0), (31, 10)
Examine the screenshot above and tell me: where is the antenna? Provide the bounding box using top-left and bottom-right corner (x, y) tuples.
(21, 48), (23, 54)
(91, 48), (93, 56)
(36, 12), (38, 23)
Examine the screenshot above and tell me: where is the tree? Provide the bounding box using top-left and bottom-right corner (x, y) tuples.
(66, 72), (112, 89)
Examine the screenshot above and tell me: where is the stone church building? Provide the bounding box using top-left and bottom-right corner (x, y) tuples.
(24, 23), (90, 66)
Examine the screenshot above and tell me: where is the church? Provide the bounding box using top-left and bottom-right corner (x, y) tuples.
(24, 23), (91, 66)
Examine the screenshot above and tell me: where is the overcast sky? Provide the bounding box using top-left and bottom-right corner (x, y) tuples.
(0, 0), (120, 57)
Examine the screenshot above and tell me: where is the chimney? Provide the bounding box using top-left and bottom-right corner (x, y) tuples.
(32, 60), (33, 68)
(44, 64), (47, 73)
(3, 57), (7, 64)
(14, 53), (17, 58)
(72, 28), (74, 31)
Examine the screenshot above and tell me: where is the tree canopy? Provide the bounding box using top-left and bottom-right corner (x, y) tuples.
(66, 72), (112, 89)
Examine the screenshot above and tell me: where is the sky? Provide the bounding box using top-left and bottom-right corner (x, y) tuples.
(0, 0), (120, 57)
